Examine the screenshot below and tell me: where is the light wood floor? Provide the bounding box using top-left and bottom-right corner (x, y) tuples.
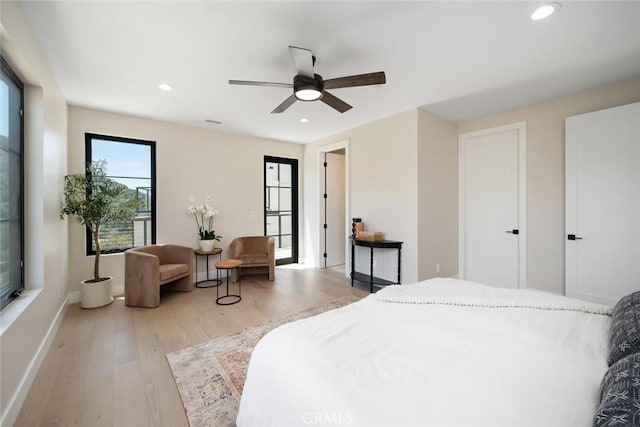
(15, 266), (368, 427)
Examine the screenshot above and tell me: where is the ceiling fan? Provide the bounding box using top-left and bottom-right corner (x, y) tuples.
(229, 46), (386, 114)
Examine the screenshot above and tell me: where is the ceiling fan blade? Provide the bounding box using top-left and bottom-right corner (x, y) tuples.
(323, 71), (386, 90)
(320, 91), (352, 113)
(229, 79), (293, 89)
(288, 46), (314, 78)
(271, 94), (297, 114)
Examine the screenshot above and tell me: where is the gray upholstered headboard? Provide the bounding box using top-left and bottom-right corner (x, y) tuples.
(593, 291), (640, 426)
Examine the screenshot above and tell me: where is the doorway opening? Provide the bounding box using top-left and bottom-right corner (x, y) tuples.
(318, 141), (349, 274)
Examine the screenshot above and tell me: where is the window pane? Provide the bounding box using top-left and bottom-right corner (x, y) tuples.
(280, 188), (291, 211)
(92, 139), (151, 178)
(130, 216), (153, 248)
(0, 221), (9, 296)
(86, 134), (155, 254)
(280, 214), (292, 234)
(1, 59), (24, 309)
(267, 188), (279, 211)
(266, 215), (279, 236)
(8, 152), (21, 219)
(97, 221), (133, 252)
(0, 149), (7, 221)
(0, 81), (7, 148)
(266, 163), (278, 186)
(279, 163), (292, 186)
(280, 235), (292, 250)
(110, 177), (152, 214)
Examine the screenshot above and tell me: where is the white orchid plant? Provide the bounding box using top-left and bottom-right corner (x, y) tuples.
(187, 203), (222, 241)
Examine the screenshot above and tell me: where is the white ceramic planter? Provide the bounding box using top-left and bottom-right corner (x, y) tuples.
(199, 239), (216, 252)
(81, 276), (114, 309)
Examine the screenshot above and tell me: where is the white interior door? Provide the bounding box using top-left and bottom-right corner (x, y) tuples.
(459, 123), (526, 288)
(324, 152), (346, 267)
(565, 102), (640, 305)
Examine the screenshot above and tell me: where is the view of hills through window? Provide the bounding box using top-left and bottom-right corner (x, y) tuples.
(86, 135), (155, 253)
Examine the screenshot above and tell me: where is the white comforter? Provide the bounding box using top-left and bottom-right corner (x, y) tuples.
(236, 278), (612, 427)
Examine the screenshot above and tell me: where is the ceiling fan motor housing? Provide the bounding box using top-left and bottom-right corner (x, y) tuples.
(294, 74), (324, 101)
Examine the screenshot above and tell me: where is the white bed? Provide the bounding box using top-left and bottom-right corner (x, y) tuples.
(236, 278), (612, 427)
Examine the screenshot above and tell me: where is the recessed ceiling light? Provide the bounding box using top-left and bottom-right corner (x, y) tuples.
(158, 83), (172, 91)
(300, 118), (309, 123)
(531, 3), (560, 21)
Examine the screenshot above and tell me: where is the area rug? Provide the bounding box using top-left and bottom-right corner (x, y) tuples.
(166, 295), (362, 427)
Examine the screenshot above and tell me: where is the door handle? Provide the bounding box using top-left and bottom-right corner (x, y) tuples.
(567, 234), (583, 240)
(505, 229), (519, 235)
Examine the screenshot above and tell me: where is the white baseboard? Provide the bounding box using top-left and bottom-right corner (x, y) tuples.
(67, 290), (81, 304)
(0, 296), (69, 427)
(112, 285), (124, 298)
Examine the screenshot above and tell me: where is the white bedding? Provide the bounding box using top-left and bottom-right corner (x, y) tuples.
(236, 278), (612, 427)
(377, 279), (612, 314)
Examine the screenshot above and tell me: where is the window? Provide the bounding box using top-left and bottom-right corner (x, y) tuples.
(85, 133), (156, 254)
(264, 156), (298, 265)
(0, 57), (24, 310)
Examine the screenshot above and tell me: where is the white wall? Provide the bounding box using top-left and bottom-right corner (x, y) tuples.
(458, 78), (640, 295)
(304, 109), (420, 284)
(303, 109), (460, 286)
(67, 106), (304, 295)
(417, 109), (458, 280)
(0, 2), (69, 425)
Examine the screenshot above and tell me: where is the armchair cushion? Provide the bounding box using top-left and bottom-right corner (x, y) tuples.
(159, 263), (190, 283)
(239, 253), (271, 265)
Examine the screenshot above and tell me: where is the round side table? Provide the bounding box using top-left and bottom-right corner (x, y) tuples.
(194, 248), (223, 288)
(215, 259), (243, 305)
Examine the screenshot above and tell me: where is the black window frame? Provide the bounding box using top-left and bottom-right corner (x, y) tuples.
(0, 56), (25, 310)
(84, 133), (156, 256)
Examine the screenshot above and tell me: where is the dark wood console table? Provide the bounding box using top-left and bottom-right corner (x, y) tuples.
(351, 238), (403, 293)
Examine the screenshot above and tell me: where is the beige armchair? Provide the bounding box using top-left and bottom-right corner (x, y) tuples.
(124, 244), (194, 308)
(230, 236), (275, 282)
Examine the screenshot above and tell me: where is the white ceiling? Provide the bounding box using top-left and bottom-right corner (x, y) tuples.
(17, 1), (640, 143)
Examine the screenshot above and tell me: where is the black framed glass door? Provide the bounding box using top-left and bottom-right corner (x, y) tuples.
(264, 156), (298, 265)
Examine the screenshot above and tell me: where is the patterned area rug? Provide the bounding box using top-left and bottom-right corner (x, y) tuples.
(166, 295), (362, 427)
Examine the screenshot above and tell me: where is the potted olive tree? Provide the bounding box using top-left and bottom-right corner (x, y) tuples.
(60, 160), (143, 308)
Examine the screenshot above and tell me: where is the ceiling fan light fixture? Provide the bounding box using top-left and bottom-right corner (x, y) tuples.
(294, 74), (324, 101)
(229, 46), (386, 114)
(295, 89), (322, 101)
(531, 3), (560, 21)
